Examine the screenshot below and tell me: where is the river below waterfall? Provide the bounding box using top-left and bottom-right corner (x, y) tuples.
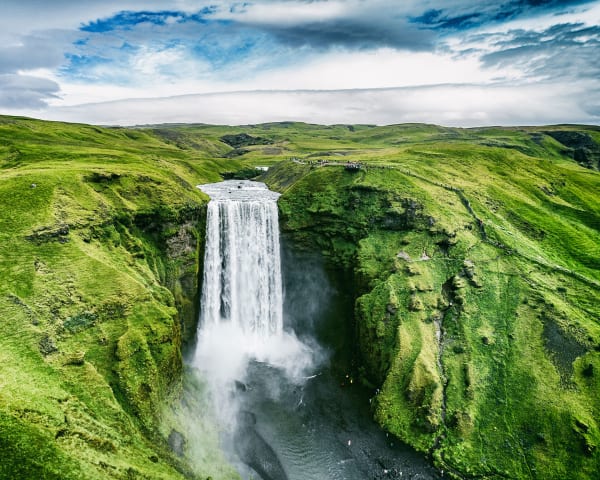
(192, 180), (440, 480)
(235, 360), (441, 480)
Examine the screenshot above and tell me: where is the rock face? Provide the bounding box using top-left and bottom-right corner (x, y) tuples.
(544, 130), (600, 170)
(168, 430), (186, 457)
(25, 224), (70, 244)
(165, 219), (204, 349)
(38, 334), (58, 355)
(220, 133), (273, 148)
(234, 413), (288, 480)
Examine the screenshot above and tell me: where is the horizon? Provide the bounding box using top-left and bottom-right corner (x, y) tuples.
(1, 0), (599, 126)
(4, 112), (600, 130)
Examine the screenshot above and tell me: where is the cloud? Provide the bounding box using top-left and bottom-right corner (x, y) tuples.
(479, 23), (600, 81)
(0, 1), (178, 32)
(412, 9), (484, 30)
(79, 8), (216, 33)
(0, 32), (72, 73)
(55, 0), (600, 90)
(214, 1), (437, 51)
(410, 0), (596, 31)
(0, 30), (75, 109)
(227, 49), (501, 90)
(246, 18), (435, 51)
(34, 83), (599, 127)
(62, 12), (285, 85)
(1, 0), (599, 123)
(0, 74), (60, 109)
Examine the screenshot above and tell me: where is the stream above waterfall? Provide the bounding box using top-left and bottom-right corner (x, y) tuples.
(192, 180), (440, 480)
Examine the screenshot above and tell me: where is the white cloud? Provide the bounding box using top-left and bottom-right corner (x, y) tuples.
(48, 48), (504, 105)
(240, 48), (506, 90)
(0, 30), (75, 73)
(46, 45), (516, 107)
(17, 82), (595, 127)
(0, 73), (60, 108)
(129, 44), (209, 79)
(1, 1), (599, 124)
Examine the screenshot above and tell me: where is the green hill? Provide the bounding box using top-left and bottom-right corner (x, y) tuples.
(0, 116), (239, 479)
(0, 116), (599, 479)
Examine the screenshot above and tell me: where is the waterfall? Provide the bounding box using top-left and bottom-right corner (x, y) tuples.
(193, 180), (312, 429)
(199, 180), (283, 338)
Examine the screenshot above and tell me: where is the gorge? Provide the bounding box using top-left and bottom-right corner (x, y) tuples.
(191, 180), (439, 479)
(0, 117), (598, 480)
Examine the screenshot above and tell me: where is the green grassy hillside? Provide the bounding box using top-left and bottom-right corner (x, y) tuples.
(261, 124), (600, 479)
(1, 116), (599, 479)
(0, 116), (241, 479)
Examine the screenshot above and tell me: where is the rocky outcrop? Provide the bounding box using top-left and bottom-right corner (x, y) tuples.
(166, 218), (204, 350)
(220, 133), (273, 148)
(168, 429), (186, 457)
(544, 130), (600, 170)
(234, 411), (288, 480)
(25, 224), (70, 244)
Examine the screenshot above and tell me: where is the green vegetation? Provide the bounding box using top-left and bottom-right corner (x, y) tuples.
(0, 116), (241, 479)
(261, 123), (600, 479)
(1, 116), (599, 479)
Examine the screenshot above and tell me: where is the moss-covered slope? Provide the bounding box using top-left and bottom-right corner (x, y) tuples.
(262, 125), (600, 479)
(0, 116), (242, 479)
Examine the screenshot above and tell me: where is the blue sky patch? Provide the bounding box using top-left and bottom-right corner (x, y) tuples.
(80, 9), (214, 33)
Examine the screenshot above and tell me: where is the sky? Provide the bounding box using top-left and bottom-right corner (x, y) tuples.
(0, 0), (599, 126)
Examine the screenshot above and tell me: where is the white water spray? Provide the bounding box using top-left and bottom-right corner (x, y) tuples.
(193, 180), (313, 428)
(200, 181), (283, 338)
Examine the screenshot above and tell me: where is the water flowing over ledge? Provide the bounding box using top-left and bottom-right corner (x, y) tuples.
(191, 180), (439, 480)
(199, 179), (281, 202)
(193, 181), (313, 427)
(198, 180), (283, 338)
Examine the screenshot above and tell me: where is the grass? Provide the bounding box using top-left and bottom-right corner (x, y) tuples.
(262, 123), (600, 479)
(0, 116), (242, 479)
(1, 115), (599, 479)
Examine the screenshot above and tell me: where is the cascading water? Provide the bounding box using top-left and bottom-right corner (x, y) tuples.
(192, 180), (312, 429)
(199, 180), (283, 338)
